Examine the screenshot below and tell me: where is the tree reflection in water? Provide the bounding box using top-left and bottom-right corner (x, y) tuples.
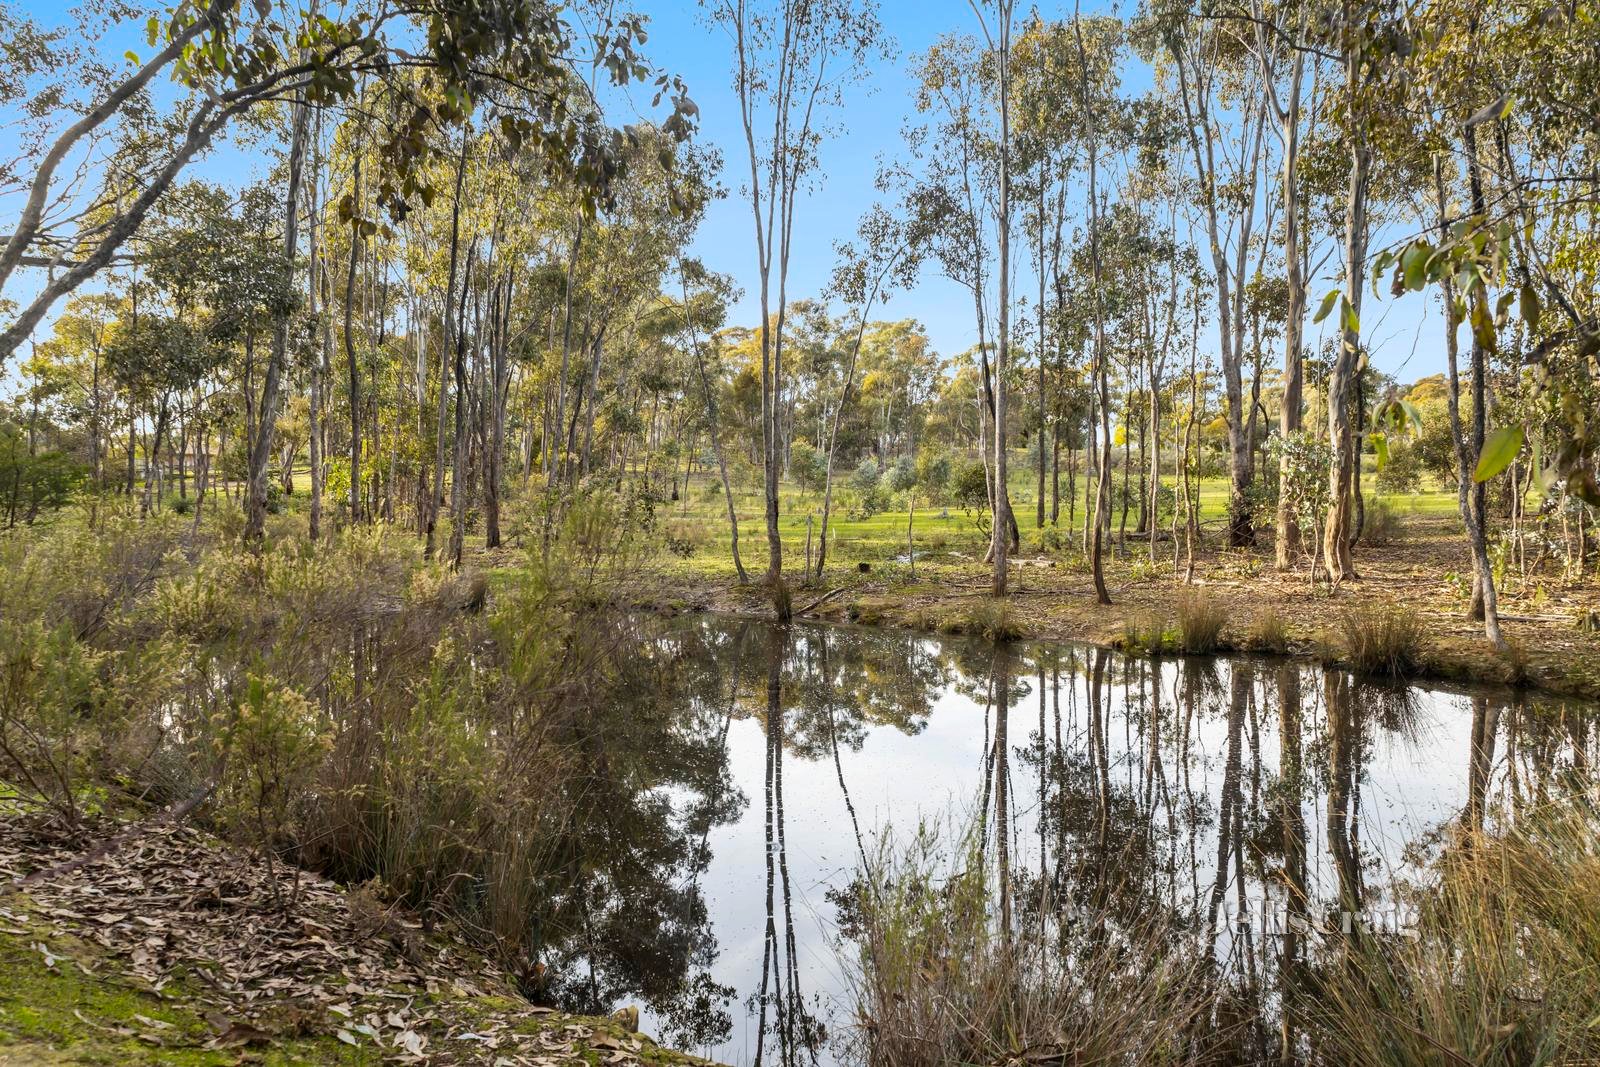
(539, 616), (1599, 1065)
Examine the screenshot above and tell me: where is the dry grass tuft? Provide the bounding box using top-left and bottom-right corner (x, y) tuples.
(1176, 587), (1227, 653)
(1337, 601), (1425, 678)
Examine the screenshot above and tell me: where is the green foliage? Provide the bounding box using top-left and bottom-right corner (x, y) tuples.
(1375, 438), (1425, 494)
(886, 455), (918, 493)
(850, 457), (881, 494)
(1474, 425), (1525, 483)
(0, 423), (86, 525)
(849, 458), (889, 517)
(0, 497), (682, 962)
(214, 674), (331, 898)
(1118, 612), (1176, 655)
(950, 456), (990, 514)
(1270, 431), (1333, 565)
(914, 450), (951, 494)
(0, 619), (104, 828)
(789, 441), (828, 494)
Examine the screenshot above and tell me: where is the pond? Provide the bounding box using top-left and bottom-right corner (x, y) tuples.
(531, 615), (1598, 1066)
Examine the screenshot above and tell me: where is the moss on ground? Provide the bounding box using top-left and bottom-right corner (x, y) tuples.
(0, 924), (372, 1065)
(0, 923), (716, 1066)
(0, 880), (717, 1067)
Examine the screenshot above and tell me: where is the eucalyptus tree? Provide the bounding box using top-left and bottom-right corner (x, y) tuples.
(669, 260), (750, 581)
(1312, 0), (1414, 582)
(812, 204), (921, 580)
(973, 0), (1020, 595)
(702, 0), (884, 604)
(1240, 0), (1327, 570)
(1369, 0), (1600, 642)
(900, 33), (1021, 569)
(1012, 15), (1087, 535)
(1141, 0), (1271, 548)
(0, 0), (692, 362)
(1068, 8), (1132, 604)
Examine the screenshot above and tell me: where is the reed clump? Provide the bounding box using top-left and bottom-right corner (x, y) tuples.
(841, 822), (1223, 1067)
(1337, 601), (1426, 678)
(1176, 587), (1227, 653)
(1314, 796), (1600, 1066)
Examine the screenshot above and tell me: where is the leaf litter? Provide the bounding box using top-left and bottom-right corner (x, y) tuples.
(1, 817), (713, 1065)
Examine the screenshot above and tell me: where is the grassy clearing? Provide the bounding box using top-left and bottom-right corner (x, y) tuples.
(631, 464), (1600, 700)
(656, 465), (1466, 574)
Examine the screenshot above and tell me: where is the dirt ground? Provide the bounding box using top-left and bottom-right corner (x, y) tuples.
(644, 514), (1600, 701)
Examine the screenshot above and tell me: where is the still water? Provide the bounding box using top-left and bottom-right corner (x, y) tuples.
(535, 615), (1596, 1065)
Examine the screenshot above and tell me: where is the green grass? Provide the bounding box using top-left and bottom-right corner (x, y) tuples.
(655, 458), (1467, 578)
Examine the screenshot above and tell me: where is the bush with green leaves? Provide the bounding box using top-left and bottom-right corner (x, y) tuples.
(1375, 438), (1425, 495)
(214, 673), (331, 903)
(0, 619), (104, 829)
(914, 450), (951, 494)
(789, 441), (828, 494)
(887, 455), (918, 493)
(850, 457), (889, 517)
(0, 422), (86, 526)
(950, 456), (990, 513)
(1270, 430), (1333, 565)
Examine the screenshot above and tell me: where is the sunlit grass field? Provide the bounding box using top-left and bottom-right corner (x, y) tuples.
(655, 451), (1465, 575)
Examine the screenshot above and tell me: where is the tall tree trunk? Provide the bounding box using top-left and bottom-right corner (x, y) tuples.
(244, 90), (309, 543)
(1322, 49), (1370, 583)
(448, 241), (476, 568)
(308, 117), (325, 542)
(427, 137), (470, 560)
(991, 0), (1014, 596)
(344, 149), (365, 527)
(1076, 3), (1111, 604)
(1433, 155), (1506, 649)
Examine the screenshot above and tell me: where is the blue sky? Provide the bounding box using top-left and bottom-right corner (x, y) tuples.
(4, 0), (1446, 386)
(603, 0), (1445, 385)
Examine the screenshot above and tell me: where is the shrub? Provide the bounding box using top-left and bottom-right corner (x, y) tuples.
(950, 457), (990, 513)
(850, 457), (880, 493)
(1375, 439), (1425, 495)
(887, 455), (918, 493)
(1176, 588), (1227, 653)
(961, 598), (1022, 643)
(1361, 498), (1406, 545)
(0, 619), (104, 829)
(1029, 525), (1069, 553)
(914, 450), (951, 493)
(789, 441), (827, 494)
(215, 673), (331, 905)
(1338, 601), (1425, 677)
